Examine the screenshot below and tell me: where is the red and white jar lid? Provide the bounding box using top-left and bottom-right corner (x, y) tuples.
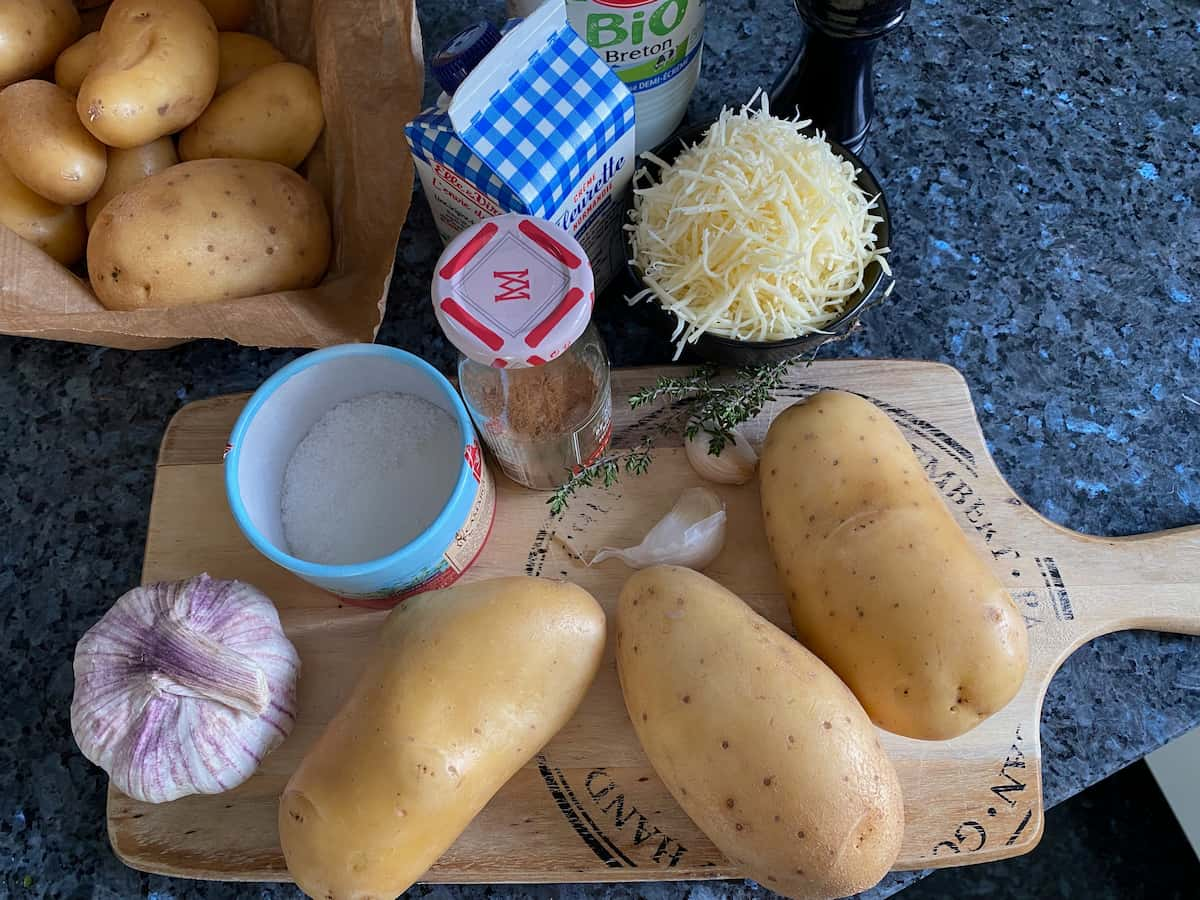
(432, 213), (595, 368)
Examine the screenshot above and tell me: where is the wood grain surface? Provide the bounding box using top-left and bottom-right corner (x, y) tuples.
(109, 361), (1200, 885)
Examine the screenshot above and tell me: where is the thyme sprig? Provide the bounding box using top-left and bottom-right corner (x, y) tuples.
(548, 442), (653, 516)
(630, 357), (794, 454)
(547, 356), (798, 515)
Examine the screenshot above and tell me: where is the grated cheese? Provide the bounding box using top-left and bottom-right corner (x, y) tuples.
(627, 96), (891, 359)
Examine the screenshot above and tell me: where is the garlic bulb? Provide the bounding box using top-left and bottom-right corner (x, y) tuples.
(684, 424), (758, 485)
(592, 487), (726, 570)
(71, 574), (300, 804)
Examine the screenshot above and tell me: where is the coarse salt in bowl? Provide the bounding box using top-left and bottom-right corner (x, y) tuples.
(224, 344), (495, 607)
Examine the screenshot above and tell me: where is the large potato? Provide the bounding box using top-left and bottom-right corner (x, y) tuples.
(88, 158), (330, 310)
(215, 31), (284, 94)
(760, 391), (1029, 741)
(54, 31), (98, 95)
(85, 136), (178, 228)
(0, 156), (85, 265)
(180, 62), (324, 169)
(279, 577), (607, 900)
(0, 0), (80, 87)
(199, 0), (252, 30)
(0, 80), (106, 204)
(617, 566), (903, 900)
(77, 0), (218, 148)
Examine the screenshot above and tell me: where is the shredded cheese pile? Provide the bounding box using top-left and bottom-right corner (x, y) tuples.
(628, 97), (890, 358)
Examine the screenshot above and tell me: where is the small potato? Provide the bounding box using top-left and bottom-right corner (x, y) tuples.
(77, 0), (219, 149)
(85, 136), (178, 228)
(0, 0), (80, 88)
(180, 62), (324, 169)
(0, 155), (85, 265)
(215, 32), (284, 94)
(87, 158), (331, 310)
(760, 391), (1029, 741)
(279, 577), (607, 900)
(54, 31), (98, 95)
(0, 80), (106, 204)
(199, 0), (252, 30)
(617, 566), (904, 900)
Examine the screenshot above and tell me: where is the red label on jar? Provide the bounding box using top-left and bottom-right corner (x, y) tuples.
(578, 421), (614, 470)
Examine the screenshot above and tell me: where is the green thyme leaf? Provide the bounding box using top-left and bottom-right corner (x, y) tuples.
(549, 353), (812, 513)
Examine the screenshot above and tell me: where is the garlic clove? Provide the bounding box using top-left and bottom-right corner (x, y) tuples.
(591, 486), (726, 570)
(71, 574), (300, 804)
(684, 424), (758, 485)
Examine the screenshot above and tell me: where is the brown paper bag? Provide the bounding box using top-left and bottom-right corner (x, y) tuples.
(0, 0), (424, 350)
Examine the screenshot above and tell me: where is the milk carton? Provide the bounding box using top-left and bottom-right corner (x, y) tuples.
(511, 0), (706, 152)
(405, 2), (636, 293)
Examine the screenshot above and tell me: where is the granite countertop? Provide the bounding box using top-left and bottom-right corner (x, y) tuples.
(1, 0), (1197, 897)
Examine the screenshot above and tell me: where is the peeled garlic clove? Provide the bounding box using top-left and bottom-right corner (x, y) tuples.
(70, 574), (300, 804)
(592, 486), (726, 570)
(685, 424), (758, 485)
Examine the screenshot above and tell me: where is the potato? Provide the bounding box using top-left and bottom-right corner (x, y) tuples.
(760, 390), (1029, 741)
(0, 80), (106, 205)
(87, 158), (330, 309)
(0, 0), (80, 88)
(77, 0), (219, 149)
(85, 136), (177, 228)
(199, 0), (252, 31)
(180, 62), (324, 169)
(279, 577), (606, 900)
(0, 155), (85, 265)
(215, 31), (284, 94)
(617, 566), (903, 900)
(54, 31), (98, 95)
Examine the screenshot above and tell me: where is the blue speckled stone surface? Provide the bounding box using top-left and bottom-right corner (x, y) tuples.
(1, 0), (1197, 896)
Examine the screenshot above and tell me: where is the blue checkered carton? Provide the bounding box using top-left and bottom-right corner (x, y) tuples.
(406, 2), (635, 293)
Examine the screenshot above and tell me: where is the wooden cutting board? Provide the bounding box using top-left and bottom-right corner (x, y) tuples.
(109, 360), (1200, 885)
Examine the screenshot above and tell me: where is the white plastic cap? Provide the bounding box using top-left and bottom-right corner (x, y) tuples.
(432, 213), (595, 368)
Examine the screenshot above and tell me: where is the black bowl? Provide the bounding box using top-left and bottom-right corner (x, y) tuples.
(622, 121), (893, 367)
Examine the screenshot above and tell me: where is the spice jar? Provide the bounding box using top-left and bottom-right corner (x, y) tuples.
(433, 213), (613, 490)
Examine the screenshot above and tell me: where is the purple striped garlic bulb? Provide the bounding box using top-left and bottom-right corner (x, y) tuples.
(71, 574), (300, 804)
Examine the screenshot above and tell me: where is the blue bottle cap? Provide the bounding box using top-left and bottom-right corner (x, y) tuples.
(431, 21), (503, 95)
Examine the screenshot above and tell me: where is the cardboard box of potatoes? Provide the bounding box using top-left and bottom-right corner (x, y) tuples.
(0, 0), (423, 350)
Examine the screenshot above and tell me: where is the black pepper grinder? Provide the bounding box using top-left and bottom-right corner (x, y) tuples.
(769, 0), (911, 155)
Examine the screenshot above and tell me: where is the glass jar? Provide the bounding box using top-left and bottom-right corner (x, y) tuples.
(458, 322), (612, 490)
(432, 213), (612, 491)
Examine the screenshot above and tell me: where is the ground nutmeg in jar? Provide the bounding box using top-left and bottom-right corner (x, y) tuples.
(433, 214), (612, 490)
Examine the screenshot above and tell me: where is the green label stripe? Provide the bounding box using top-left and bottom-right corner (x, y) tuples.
(615, 37), (691, 83)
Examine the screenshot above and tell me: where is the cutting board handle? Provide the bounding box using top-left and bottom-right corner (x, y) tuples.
(1063, 523), (1200, 638)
